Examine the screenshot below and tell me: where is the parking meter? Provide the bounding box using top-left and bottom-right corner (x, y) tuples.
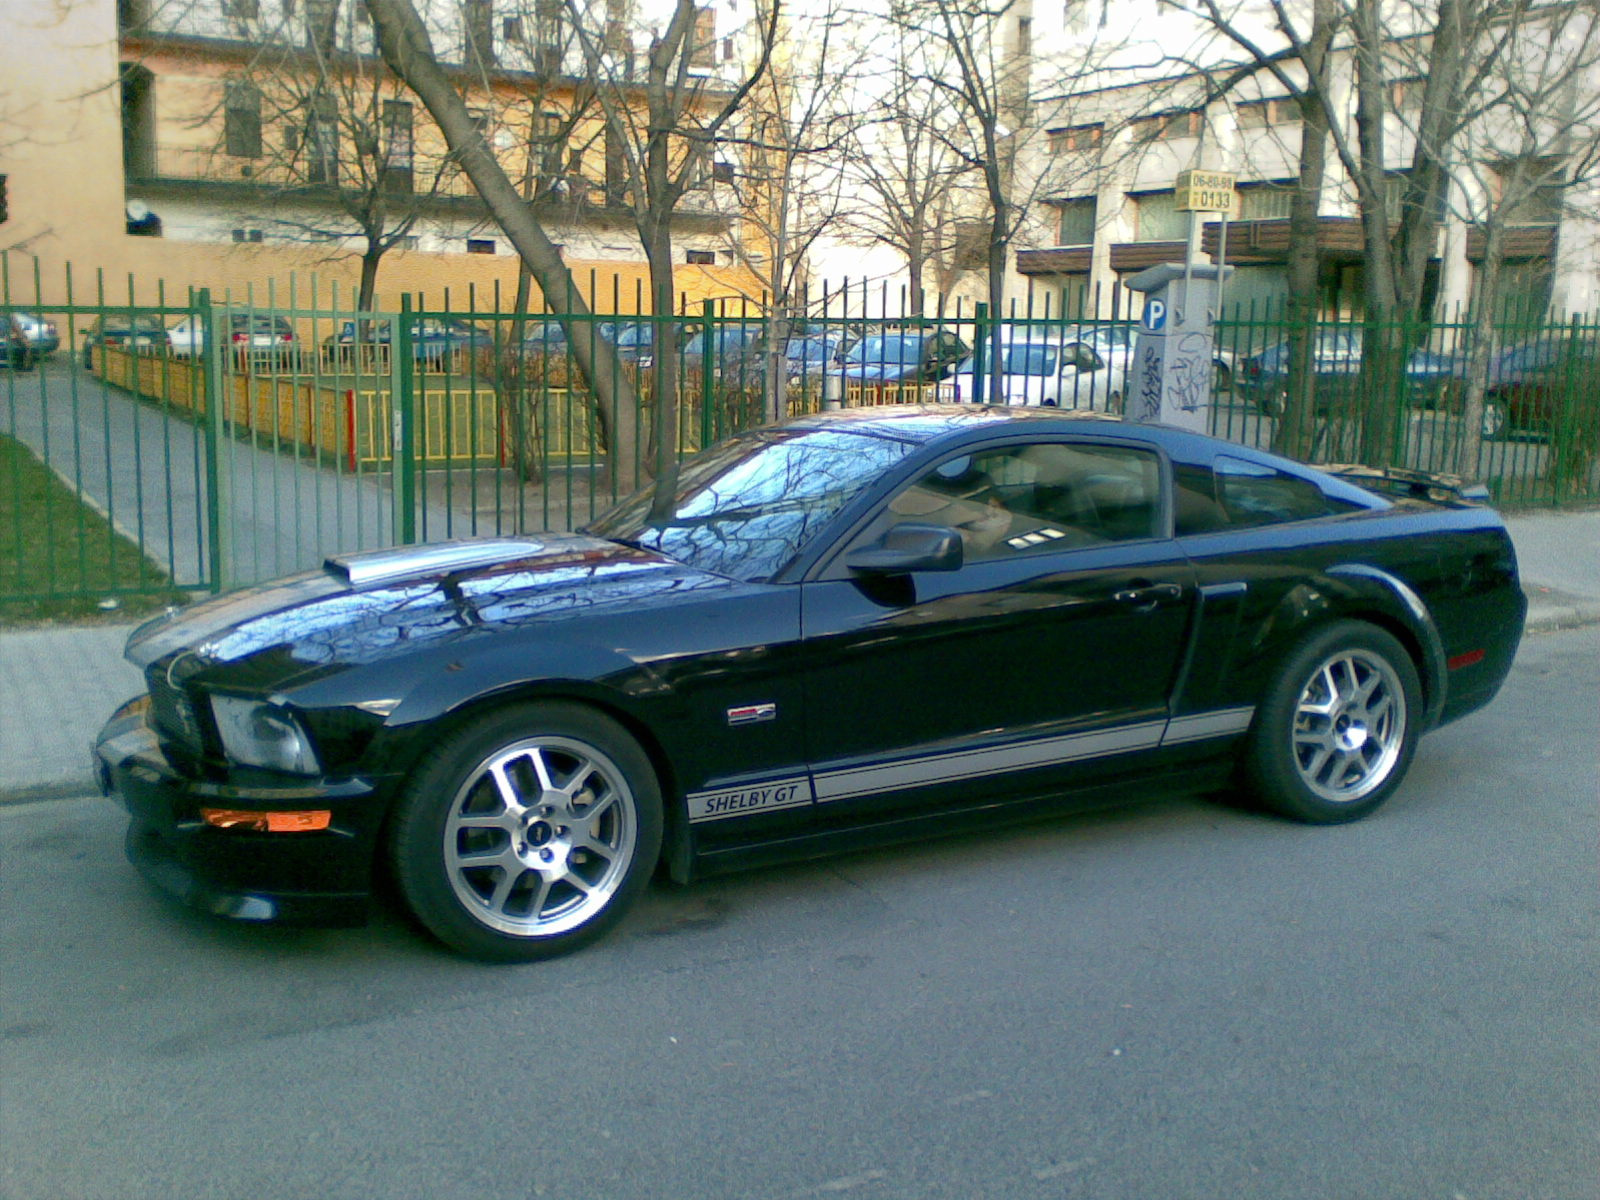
(1124, 262), (1232, 432)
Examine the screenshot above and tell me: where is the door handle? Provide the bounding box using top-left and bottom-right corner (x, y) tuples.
(1113, 582), (1184, 609)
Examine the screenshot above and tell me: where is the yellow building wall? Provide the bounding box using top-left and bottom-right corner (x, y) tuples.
(0, 0), (766, 315)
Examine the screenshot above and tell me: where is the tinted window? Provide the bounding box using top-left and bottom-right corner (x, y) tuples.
(1214, 455), (1356, 527)
(855, 440), (1163, 563)
(587, 428), (920, 581)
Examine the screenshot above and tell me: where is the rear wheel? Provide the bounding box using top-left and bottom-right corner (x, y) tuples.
(1481, 401), (1509, 441)
(1241, 621), (1422, 824)
(390, 702), (662, 961)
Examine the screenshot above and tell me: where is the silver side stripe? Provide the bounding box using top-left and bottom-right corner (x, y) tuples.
(814, 720), (1168, 804)
(1160, 706), (1255, 745)
(687, 706), (1256, 822)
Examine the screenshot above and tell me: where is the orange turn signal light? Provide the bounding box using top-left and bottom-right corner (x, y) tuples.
(201, 808), (332, 833)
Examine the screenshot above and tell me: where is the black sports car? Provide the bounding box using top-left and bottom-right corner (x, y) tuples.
(95, 407), (1526, 961)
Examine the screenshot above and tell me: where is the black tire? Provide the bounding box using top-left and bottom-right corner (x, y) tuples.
(1481, 401), (1508, 441)
(1241, 621), (1422, 824)
(390, 702), (663, 962)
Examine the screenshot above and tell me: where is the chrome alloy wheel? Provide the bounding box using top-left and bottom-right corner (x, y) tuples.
(443, 736), (638, 937)
(1291, 649), (1408, 803)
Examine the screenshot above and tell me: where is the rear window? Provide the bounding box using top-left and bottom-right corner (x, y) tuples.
(1174, 457), (1360, 534)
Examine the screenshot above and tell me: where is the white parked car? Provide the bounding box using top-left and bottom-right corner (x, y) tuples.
(167, 313), (299, 367)
(940, 334), (1126, 410)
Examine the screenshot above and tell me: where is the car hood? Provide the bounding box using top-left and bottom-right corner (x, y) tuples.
(125, 534), (734, 687)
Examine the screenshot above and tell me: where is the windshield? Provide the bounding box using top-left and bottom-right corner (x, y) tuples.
(958, 345), (1064, 377)
(587, 427), (919, 581)
(845, 335), (923, 365)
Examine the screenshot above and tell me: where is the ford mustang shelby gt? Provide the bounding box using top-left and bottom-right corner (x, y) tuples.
(96, 407), (1526, 961)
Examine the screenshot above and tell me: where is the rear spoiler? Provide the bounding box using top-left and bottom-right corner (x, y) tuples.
(1319, 463), (1492, 505)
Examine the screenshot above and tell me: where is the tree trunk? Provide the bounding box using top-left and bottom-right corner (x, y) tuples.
(357, 244), (383, 312)
(644, 218), (680, 522)
(364, 0), (643, 492)
(1273, 0), (1336, 461)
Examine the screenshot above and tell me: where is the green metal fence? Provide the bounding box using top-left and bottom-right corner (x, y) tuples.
(4, 261), (1597, 616)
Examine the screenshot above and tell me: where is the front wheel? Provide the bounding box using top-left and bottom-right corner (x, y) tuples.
(1481, 401), (1508, 441)
(1240, 621), (1422, 824)
(390, 702), (663, 961)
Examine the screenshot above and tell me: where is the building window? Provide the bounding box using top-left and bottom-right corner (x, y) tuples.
(1047, 124), (1103, 153)
(231, 228), (265, 243)
(305, 93), (339, 184)
(1237, 180), (1296, 221)
(534, 0), (562, 73)
(305, 0), (338, 57)
(1495, 161), (1566, 225)
(224, 80), (262, 158)
(467, 238), (497, 254)
(711, 159), (735, 183)
(383, 99), (414, 193)
(690, 7), (716, 68)
(223, 0), (260, 17)
(1015, 15), (1032, 56)
(463, 0), (496, 68)
(1131, 190), (1187, 241)
(1131, 110), (1201, 142)
(1389, 77), (1426, 112)
(1236, 98), (1300, 129)
(686, 249), (715, 265)
(502, 14), (523, 42)
(400, 235), (421, 250)
(1054, 197), (1096, 246)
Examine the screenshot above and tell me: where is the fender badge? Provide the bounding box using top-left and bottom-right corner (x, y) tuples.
(727, 703), (777, 727)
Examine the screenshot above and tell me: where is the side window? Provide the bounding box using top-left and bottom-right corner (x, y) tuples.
(1214, 455), (1356, 527)
(861, 441), (1163, 563)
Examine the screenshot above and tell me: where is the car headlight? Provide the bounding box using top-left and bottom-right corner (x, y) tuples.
(210, 696), (321, 775)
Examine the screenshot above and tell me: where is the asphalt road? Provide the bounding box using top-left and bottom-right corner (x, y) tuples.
(2, 627), (1596, 1200)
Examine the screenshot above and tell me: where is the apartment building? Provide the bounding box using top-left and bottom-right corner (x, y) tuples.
(1, 0), (768, 308)
(1015, 3), (1600, 319)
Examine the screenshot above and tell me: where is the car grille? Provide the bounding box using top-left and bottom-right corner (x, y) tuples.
(146, 665), (207, 754)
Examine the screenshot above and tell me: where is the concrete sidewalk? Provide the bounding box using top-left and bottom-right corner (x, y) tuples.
(3, 508), (1597, 803)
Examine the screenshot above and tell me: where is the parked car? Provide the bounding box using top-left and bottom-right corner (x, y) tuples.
(3, 314), (39, 370)
(81, 314), (170, 368)
(95, 406), (1524, 961)
(941, 334), (1125, 410)
(1057, 321), (1236, 392)
(168, 313), (300, 368)
(609, 319), (706, 369)
(12, 312), (61, 357)
(825, 330), (970, 401)
(1480, 335), (1600, 440)
(1236, 330), (1458, 416)
(322, 317), (493, 371)
(782, 332), (845, 377)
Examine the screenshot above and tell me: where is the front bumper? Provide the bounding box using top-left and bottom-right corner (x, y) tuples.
(95, 698), (389, 927)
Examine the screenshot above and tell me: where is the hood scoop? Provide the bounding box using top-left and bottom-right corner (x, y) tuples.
(326, 538), (547, 588)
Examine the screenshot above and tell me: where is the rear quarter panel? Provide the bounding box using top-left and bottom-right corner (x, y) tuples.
(1176, 504), (1523, 727)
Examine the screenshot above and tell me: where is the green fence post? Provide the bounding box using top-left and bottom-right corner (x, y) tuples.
(395, 295), (418, 544)
(972, 302), (989, 405)
(701, 299), (715, 448)
(197, 288), (230, 593)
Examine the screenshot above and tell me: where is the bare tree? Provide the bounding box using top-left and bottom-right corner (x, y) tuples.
(1444, 0), (1600, 484)
(716, 1), (865, 417)
(365, 0), (646, 490)
(563, 0), (781, 516)
(1183, 0), (1592, 466)
(835, 23), (982, 316)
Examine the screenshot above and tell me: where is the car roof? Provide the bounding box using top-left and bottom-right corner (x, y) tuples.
(781, 404), (1133, 444)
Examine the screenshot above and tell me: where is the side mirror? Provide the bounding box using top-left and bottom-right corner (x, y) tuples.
(845, 522), (964, 575)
